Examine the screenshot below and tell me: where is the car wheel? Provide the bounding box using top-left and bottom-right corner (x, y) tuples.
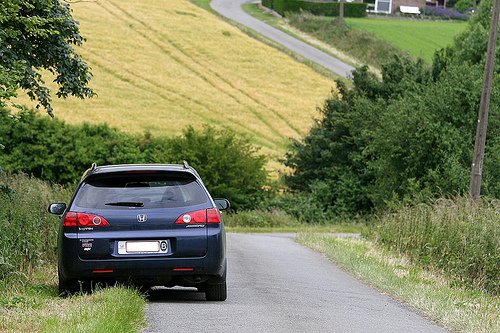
(205, 280), (227, 301)
(58, 267), (79, 296)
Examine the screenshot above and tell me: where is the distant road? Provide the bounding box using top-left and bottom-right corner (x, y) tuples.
(210, 0), (356, 79)
(145, 233), (450, 332)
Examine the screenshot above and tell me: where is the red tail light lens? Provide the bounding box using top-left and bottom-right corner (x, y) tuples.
(63, 212), (110, 227)
(63, 212), (78, 226)
(207, 208), (221, 223)
(175, 208), (221, 224)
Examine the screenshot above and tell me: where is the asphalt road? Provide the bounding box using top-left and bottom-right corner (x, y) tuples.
(210, 0), (356, 79)
(144, 233), (450, 332)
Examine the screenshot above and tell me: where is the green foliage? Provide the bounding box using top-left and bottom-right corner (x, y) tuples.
(0, 0), (94, 115)
(455, 0), (473, 13)
(164, 125), (269, 209)
(0, 172), (72, 282)
(262, 0), (274, 10)
(367, 196), (500, 295)
(0, 109), (268, 210)
(282, 55), (435, 214)
(266, 0), (368, 18)
(283, 0), (500, 215)
(0, 62), (23, 108)
(281, 81), (372, 215)
(224, 209), (302, 228)
(0, 108), (158, 184)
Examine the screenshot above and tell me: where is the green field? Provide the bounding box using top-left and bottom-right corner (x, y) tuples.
(345, 18), (467, 62)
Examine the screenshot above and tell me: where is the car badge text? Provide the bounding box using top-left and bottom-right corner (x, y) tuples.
(137, 214), (148, 223)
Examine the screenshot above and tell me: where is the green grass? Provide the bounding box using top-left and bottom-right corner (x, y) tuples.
(345, 18), (467, 63)
(0, 275), (147, 332)
(297, 234), (500, 333)
(243, 3), (467, 65)
(0, 173), (147, 332)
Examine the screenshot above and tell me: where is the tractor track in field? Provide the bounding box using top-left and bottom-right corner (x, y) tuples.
(84, 48), (281, 151)
(94, 0), (302, 147)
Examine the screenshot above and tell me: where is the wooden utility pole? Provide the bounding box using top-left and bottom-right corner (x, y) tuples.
(469, 0), (500, 203)
(339, 0), (344, 25)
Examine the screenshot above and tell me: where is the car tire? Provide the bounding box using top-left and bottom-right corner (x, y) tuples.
(205, 280), (227, 301)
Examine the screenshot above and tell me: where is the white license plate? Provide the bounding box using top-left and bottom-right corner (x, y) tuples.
(117, 240), (168, 254)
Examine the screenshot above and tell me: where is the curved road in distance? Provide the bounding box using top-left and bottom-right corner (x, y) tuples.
(145, 233), (450, 332)
(210, 0), (356, 79)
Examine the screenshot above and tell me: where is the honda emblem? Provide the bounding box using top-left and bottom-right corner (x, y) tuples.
(137, 214), (148, 223)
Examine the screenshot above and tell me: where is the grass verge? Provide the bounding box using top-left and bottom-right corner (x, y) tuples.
(223, 209), (365, 234)
(0, 267), (147, 332)
(296, 233), (500, 333)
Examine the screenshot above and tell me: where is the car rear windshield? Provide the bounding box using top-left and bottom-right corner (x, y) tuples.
(73, 172), (209, 209)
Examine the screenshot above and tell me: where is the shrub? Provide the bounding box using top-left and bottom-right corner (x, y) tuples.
(424, 5), (470, 20)
(164, 125), (269, 210)
(454, 0), (473, 13)
(223, 209), (302, 228)
(266, 0), (368, 18)
(262, 0), (275, 9)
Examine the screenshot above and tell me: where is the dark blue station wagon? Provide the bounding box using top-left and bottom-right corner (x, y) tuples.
(49, 162), (229, 301)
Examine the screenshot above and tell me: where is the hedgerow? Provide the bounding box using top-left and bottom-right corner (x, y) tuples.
(0, 108), (268, 209)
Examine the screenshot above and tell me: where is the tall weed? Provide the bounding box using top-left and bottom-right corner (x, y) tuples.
(0, 172), (72, 285)
(368, 196), (500, 294)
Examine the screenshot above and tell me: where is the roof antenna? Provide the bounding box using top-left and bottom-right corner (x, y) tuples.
(183, 160), (190, 169)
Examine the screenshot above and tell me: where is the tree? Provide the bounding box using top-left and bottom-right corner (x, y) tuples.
(0, 0), (94, 116)
(166, 126), (269, 210)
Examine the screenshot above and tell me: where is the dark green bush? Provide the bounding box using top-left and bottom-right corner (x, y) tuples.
(262, 0), (274, 9)
(0, 109), (159, 184)
(267, 0), (368, 18)
(163, 125), (269, 210)
(454, 0), (473, 13)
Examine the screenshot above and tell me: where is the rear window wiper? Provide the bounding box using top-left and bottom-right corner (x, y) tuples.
(105, 201), (144, 207)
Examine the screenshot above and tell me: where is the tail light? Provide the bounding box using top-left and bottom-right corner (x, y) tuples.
(63, 212), (110, 227)
(175, 208), (221, 224)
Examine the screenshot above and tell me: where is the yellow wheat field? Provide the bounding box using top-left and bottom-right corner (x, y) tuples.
(13, 0), (335, 172)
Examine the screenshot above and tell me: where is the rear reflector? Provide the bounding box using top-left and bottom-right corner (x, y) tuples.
(174, 268), (194, 271)
(93, 270), (113, 273)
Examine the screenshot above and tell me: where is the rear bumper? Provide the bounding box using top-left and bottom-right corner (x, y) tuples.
(60, 255), (226, 279)
(58, 227), (226, 285)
